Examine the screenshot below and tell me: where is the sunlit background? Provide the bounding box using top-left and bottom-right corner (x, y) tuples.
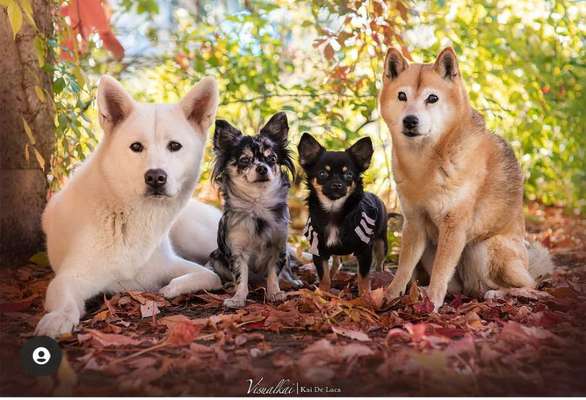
(50, 0), (585, 226)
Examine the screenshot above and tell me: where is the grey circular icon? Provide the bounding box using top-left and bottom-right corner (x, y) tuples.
(32, 346), (51, 365)
(20, 336), (62, 376)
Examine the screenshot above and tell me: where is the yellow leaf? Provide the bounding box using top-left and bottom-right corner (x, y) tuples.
(7, 0), (23, 38)
(33, 147), (45, 171)
(21, 117), (35, 144)
(18, 0), (35, 28)
(33, 36), (45, 66)
(34, 85), (45, 102)
(23, 142), (29, 162)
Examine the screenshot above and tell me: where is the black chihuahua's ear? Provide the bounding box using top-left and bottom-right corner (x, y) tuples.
(347, 137), (374, 172)
(298, 133), (324, 168)
(433, 47), (460, 81)
(383, 48), (409, 81)
(260, 112), (289, 144)
(213, 120), (242, 153)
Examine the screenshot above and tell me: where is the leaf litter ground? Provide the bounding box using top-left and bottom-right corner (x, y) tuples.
(1, 204), (585, 396)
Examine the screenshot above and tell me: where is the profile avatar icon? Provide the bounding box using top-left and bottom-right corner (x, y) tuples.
(20, 336), (62, 376)
(32, 346), (51, 365)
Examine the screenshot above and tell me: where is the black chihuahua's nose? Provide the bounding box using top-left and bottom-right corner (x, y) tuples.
(256, 165), (268, 176)
(330, 182), (344, 191)
(144, 169), (167, 188)
(403, 115), (419, 130)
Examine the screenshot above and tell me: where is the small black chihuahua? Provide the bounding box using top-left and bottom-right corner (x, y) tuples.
(298, 133), (388, 296)
(209, 112), (296, 308)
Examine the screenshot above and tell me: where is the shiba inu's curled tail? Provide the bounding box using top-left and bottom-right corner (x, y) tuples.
(526, 241), (555, 281)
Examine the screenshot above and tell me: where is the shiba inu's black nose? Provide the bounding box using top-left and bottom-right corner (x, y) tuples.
(144, 169), (167, 188)
(403, 115), (419, 130)
(256, 165), (268, 176)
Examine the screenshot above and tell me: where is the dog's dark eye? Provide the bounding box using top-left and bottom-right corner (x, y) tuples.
(318, 170), (328, 179)
(398, 91), (407, 102)
(238, 156), (251, 166)
(130, 142), (143, 153)
(344, 171), (354, 181)
(266, 155), (277, 164)
(167, 141), (182, 152)
(425, 94), (439, 104)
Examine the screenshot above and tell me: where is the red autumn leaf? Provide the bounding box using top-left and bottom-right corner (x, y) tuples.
(160, 315), (203, 346)
(332, 326), (371, 342)
(77, 329), (141, 347)
(60, 0), (124, 60)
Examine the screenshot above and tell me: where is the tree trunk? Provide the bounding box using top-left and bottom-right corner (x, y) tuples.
(0, 0), (54, 266)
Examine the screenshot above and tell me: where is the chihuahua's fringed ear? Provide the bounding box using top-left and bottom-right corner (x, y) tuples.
(347, 137), (374, 172)
(298, 133), (324, 168)
(213, 120), (242, 153)
(433, 47), (459, 81)
(384, 48), (409, 80)
(260, 112), (289, 144)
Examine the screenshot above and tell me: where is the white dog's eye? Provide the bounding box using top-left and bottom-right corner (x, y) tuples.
(167, 141), (182, 152)
(426, 94), (439, 104)
(130, 142), (143, 153)
(398, 91), (407, 102)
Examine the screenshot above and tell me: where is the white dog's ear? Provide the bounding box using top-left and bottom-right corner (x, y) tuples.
(384, 48), (409, 80)
(97, 75), (135, 133)
(434, 47), (460, 81)
(180, 76), (219, 135)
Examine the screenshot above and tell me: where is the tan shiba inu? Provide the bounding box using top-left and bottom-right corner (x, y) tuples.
(379, 47), (553, 311)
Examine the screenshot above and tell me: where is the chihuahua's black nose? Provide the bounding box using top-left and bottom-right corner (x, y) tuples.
(256, 165), (268, 176)
(330, 182), (344, 190)
(144, 169), (167, 188)
(403, 115), (419, 130)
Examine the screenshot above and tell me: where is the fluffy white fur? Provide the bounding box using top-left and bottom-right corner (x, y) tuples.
(35, 76), (222, 337)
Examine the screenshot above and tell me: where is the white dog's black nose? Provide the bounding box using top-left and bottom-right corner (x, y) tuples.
(144, 169), (167, 188)
(403, 115), (419, 130)
(256, 165), (268, 176)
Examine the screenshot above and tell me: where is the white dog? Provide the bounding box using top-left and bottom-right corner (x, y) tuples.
(35, 76), (223, 337)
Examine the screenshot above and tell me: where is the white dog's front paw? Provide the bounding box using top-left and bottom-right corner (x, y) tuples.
(223, 296), (247, 309)
(267, 290), (286, 303)
(159, 279), (185, 299)
(35, 311), (78, 338)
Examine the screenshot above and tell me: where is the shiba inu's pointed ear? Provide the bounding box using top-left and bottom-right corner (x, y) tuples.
(180, 76), (219, 134)
(347, 137), (374, 172)
(298, 133), (324, 168)
(260, 112), (289, 144)
(434, 47), (459, 81)
(97, 75), (135, 133)
(213, 120), (242, 152)
(384, 48), (409, 80)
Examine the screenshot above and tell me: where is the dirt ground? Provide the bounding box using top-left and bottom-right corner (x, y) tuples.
(1, 204), (585, 396)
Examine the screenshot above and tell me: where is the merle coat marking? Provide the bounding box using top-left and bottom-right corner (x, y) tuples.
(209, 112), (295, 308)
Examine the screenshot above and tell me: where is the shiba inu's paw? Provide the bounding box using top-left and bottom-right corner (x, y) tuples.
(224, 296), (247, 309)
(383, 285), (403, 301)
(425, 287), (445, 312)
(267, 290), (286, 303)
(484, 287), (551, 301)
(35, 311), (77, 338)
(318, 282), (331, 292)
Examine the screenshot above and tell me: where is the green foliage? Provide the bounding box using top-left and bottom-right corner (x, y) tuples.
(48, 0), (585, 213)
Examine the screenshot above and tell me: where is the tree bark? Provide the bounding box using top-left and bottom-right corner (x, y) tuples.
(0, 0), (54, 266)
